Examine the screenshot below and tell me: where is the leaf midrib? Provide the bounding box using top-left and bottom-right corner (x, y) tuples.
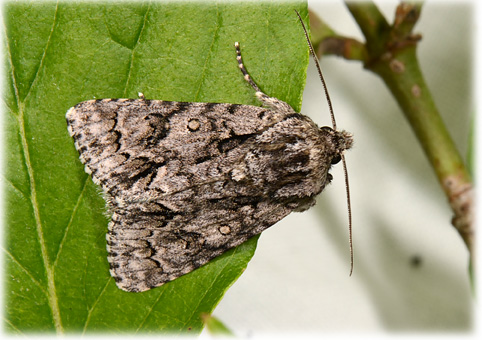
(6, 1), (64, 333)
(17, 102), (63, 333)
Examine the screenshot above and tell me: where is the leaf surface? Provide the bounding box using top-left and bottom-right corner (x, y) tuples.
(3, 1), (308, 333)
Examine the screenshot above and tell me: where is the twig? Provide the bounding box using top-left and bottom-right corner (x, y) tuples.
(309, 2), (474, 266)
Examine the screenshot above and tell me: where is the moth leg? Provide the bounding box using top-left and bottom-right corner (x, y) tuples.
(234, 42), (296, 114)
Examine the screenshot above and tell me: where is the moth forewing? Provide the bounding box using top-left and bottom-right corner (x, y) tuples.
(65, 13), (353, 292)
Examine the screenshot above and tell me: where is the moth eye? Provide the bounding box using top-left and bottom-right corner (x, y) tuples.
(187, 118), (201, 131)
(320, 126), (334, 133)
(331, 154), (341, 164)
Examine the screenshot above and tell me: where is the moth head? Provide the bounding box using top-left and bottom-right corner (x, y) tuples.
(319, 126), (353, 165)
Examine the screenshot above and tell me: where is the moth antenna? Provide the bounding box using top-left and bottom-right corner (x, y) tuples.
(342, 155), (354, 276)
(295, 10), (354, 275)
(295, 10), (336, 130)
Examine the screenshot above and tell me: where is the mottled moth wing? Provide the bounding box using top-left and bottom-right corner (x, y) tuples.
(66, 98), (342, 292)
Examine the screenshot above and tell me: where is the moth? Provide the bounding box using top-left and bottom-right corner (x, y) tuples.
(66, 13), (353, 292)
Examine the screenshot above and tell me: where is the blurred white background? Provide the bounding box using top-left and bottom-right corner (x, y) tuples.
(210, 0), (475, 336)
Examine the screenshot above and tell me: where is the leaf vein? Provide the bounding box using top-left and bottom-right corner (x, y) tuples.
(135, 288), (166, 333)
(82, 277), (112, 334)
(53, 176), (89, 267)
(184, 246), (241, 331)
(23, 0), (59, 103)
(123, 1), (151, 97)
(1, 174), (28, 200)
(2, 247), (47, 295)
(3, 316), (26, 335)
(2, 14), (20, 111)
(193, 4), (222, 101)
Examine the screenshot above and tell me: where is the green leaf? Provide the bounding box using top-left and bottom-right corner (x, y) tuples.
(3, 1), (308, 334)
(201, 313), (234, 336)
